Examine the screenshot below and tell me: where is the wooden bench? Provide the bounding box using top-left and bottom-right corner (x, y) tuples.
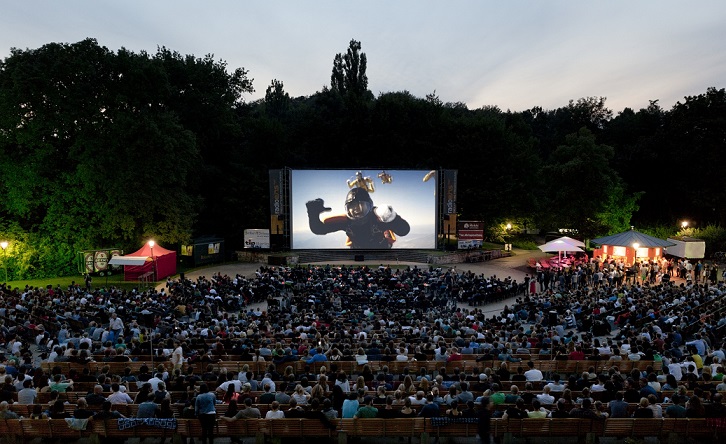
(0, 418), (719, 443)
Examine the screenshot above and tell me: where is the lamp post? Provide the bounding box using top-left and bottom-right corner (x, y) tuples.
(681, 221), (688, 229)
(0, 241), (7, 283)
(147, 240), (155, 368)
(633, 242), (640, 266)
(148, 240), (156, 282)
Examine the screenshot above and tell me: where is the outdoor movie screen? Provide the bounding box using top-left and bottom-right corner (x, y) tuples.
(291, 169), (437, 249)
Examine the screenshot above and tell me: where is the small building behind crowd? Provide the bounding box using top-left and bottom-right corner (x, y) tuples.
(591, 229), (675, 265)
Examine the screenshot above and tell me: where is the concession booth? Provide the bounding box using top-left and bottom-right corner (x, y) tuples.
(591, 229), (675, 265)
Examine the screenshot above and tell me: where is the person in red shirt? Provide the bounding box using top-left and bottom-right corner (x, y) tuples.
(447, 347), (462, 363)
(569, 346), (585, 360)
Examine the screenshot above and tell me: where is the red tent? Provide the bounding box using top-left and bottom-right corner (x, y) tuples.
(121, 243), (177, 281)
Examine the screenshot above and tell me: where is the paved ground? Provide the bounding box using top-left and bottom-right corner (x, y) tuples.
(161, 248), (552, 316)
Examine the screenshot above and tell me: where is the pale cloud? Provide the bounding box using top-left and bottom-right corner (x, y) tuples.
(1, 1), (724, 112)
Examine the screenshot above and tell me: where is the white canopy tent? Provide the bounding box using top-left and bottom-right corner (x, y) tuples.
(108, 256), (149, 266)
(538, 239), (584, 253)
(554, 236), (585, 248)
(538, 238), (584, 268)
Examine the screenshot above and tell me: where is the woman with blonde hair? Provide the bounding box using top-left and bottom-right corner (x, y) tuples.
(497, 361), (511, 381)
(292, 384), (311, 405)
(355, 347), (368, 365)
(419, 377), (430, 393)
(237, 364), (250, 383)
(311, 375), (328, 400)
(398, 375), (416, 394)
(353, 376), (368, 392)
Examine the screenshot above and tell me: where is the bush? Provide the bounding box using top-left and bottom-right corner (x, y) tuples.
(511, 239), (539, 250)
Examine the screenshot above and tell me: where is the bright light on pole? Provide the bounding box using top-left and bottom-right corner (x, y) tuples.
(147, 239), (156, 365)
(681, 221), (688, 229)
(148, 240), (156, 281)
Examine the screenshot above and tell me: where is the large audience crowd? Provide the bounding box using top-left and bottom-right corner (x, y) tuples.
(0, 258), (724, 443)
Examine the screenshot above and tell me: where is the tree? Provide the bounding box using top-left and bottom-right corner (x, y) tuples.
(539, 128), (638, 238)
(331, 39), (369, 99)
(264, 79), (291, 118)
(663, 87), (726, 224)
(0, 39), (251, 278)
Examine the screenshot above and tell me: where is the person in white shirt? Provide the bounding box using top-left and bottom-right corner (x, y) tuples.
(79, 333), (92, 349)
(667, 359), (683, 381)
(216, 375), (243, 395)
(524, 361), (543, 381)
(544, 375), (566, 392)
(147, 373), (164, 392)
(396, 347), (410, 362)
(106, 383), (133, 404)
(171, 341), (184, 371)
(536, 386), (555, 405)
(109, 313), (124, 343)
(590, 375), (607, 392)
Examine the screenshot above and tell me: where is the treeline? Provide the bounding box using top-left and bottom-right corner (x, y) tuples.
(0, 39), (724, 279)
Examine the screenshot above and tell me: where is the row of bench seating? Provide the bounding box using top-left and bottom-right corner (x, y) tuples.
(43, 358), (662, 377)
(0, 418), (720, 443)
(5, 399), (697, 419)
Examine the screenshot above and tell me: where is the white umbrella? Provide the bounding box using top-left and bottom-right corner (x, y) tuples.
(553, 236), (585, 248)
(538, 239), (584, 268)
(538, 239), (584, 253)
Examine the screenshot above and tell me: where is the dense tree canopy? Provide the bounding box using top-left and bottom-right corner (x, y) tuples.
(0, 38), (724, 279)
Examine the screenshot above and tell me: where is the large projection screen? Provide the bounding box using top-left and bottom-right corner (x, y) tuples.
(291, 169), (437, 249)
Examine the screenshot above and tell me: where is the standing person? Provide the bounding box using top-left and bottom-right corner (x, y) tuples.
(195, 383), (217, 444)
(478, 397), (491, 444)
(109, 313), (124, 344)
(171, 341), (184, 372)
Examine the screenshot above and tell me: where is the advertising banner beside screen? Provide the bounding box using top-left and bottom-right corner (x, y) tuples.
(244, 229), (270, 249)
(443, 170), (457, 215)
(269, 169), (285, 217)
(291, 169), (437, 249)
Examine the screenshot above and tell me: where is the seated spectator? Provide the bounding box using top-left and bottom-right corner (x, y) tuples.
(502, 398), (528, 419)
(222, 397), (261, 420)
(550, 399), (570, 418)
(354, 396), (379, 418)
(632, 397), (654, 418)
(265, 401), (285, 419)
(569, 398), (599, 419)
(536, 385), (555, 405)
(0, 401), (19, 419)
(527, 399), (549, 418)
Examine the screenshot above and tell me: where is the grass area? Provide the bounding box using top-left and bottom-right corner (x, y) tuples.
(5, 272), (152, 291)
(511, 239), (539, 250)
(3, 260), (246, 291)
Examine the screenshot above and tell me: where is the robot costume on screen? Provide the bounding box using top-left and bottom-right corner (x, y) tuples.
(306, 187), (410, 249)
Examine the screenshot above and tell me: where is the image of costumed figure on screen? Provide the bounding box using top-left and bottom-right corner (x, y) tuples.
(306, 171), (410, 249)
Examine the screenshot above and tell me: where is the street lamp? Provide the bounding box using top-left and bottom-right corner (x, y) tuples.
(681, 221), (688, 229)
(148, 240), (156, 281)
(147, 240), (156, 366)
(0, 241), (7, 283)
(633, 242), (640, 265)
